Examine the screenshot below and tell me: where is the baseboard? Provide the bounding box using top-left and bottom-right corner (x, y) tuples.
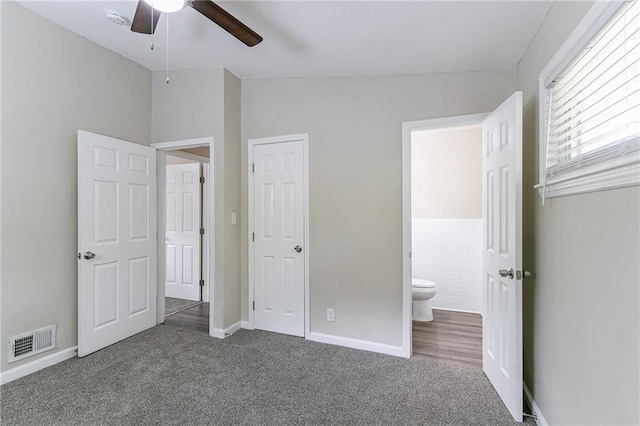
(432, 307), (482, 315)
(225, 321), (242, 335)
(523, 382), (549, 426)
(307, 332), (403, 357)
(211, 321), (242, 339)
(241, 321), (254, 330)
(1, 346), (77, 385)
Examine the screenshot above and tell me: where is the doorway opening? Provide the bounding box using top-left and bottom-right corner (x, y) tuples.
(151, 137), (214, 335)
(410, 123), (483, 366)
(163, 150), (209, 333)
(401, 114), (487, 361)
(402, 94), (525, 422)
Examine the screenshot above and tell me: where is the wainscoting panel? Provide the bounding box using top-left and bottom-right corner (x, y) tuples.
(412, 218), (482, 312)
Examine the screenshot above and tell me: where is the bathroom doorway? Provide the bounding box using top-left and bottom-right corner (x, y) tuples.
(163, 148), (210, 334)
(401, 114), (485, 365)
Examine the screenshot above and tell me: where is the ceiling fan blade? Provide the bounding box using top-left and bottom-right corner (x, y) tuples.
(130, 0), (161, 34)
(190, 0), (263, 47)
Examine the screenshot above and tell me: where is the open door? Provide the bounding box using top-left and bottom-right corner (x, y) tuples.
(165, 163), (201, 302)
(482, 92), (523, 422)
(77, 131), (157, 357)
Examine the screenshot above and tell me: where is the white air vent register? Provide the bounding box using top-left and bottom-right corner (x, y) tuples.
(9, 325), (56, 363)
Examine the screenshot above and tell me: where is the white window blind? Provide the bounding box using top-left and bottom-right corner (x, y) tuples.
(542, 0), (640, 193)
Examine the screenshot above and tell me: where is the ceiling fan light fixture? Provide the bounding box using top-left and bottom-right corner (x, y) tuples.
(143, 0), (186, 13)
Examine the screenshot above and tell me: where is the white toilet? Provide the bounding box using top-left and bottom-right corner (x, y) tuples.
(412, 279), (437, 322)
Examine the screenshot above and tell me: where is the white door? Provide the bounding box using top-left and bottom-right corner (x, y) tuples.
(165, 163), (201, 302)
(77, 131), (157, 357)
(482, 92), (523, 422)
(252, 139), (305, 337)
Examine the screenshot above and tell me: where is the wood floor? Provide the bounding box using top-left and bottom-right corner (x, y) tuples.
(412, 309), (482, 367)
(163, 302), (209, 334)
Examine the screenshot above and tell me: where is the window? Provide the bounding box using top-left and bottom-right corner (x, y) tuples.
(538, 0), (640, 199)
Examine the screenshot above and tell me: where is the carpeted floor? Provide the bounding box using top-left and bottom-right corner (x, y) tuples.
(165, 297), (200, 316)
(0, 326), (534, 425)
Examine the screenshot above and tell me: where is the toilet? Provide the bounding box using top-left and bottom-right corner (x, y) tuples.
(412, 279), (437, 322)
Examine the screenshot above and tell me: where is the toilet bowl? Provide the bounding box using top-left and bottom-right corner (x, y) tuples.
(412, 279), (437, 322)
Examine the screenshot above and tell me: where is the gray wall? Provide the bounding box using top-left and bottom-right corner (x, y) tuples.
(241, 72), (515, 346)
(516, 1), (640, 424)
(151, 68), (224, 143)
(223, 70), (242, 329)
(151, 68), (242, 331)
(1, 2), (151, 372)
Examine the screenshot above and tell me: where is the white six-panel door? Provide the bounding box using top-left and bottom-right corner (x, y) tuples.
(252, 139), (305, 337)
(77, 131), (157, 357)
(165, 163), (201, 302)
(482, 92), (523, 422)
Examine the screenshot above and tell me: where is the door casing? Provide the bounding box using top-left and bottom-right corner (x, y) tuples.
(247, 133), (310, 337)
(401, 113), (488, 358)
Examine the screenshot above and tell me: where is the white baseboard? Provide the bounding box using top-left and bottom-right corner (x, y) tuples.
(1, 346), (78, 385)
(307, 332), (403, 357)
(432, 307), (482, 315)
(241, 321), (254, 330)
(225, 321), (242, 335)
(524, 382), (548, 426)
(211, 321), (242, 339)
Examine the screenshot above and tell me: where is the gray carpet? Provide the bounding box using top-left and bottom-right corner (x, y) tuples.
(0, 326), (533, 425)
(165, 297), (200, 316)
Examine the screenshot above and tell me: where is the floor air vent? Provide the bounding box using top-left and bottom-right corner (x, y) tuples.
(9, 325), (56, 363)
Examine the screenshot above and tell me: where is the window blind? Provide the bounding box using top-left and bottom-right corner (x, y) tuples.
(545, 0), (640, 178)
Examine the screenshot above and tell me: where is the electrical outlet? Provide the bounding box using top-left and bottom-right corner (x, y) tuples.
(327, 308), (335, 322)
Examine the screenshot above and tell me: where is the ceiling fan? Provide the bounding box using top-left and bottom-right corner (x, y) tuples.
(130, 0), (263, 47)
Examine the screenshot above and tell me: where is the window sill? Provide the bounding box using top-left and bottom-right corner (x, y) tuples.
(537, 156), (640, 199)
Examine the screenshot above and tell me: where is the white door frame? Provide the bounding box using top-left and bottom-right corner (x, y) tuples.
(401, 113), (488, 358)
(151, 137), (213, 329)
(247, 133), (310, 337)
(167, 150), (210, 164)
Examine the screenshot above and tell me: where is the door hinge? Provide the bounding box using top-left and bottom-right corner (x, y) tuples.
(252, 232), (255, 242)
(200, 176), (205, 184)
(253, 301), (255, 311)
(199, 279), (204, 287)
(252, 163), (255, 173)
(200, 228), (205, 235)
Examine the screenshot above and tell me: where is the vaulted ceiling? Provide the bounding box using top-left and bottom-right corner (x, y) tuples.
(17, 1), (553, 79)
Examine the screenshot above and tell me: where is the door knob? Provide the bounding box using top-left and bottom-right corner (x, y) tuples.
(294, 245), (302, 253)
(498, 268), (514, 279)
(516, 269), (532, 280)
(83, 251), (96, 260)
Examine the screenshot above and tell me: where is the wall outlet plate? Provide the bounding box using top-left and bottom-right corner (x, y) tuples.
(327, 308), (335, 322)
